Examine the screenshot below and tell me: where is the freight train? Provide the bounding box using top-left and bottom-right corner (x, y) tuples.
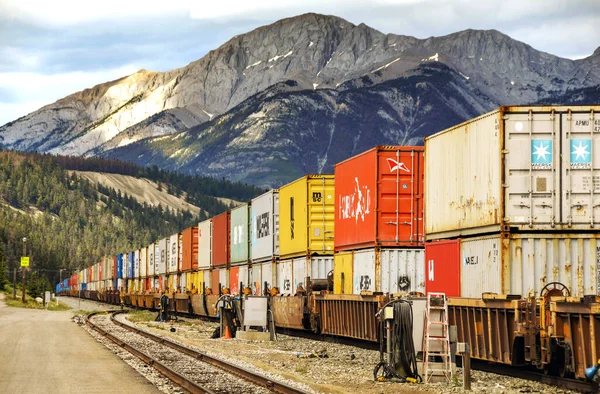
(58, 105), (600, 383)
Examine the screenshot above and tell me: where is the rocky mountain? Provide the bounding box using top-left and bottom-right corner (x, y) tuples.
(1, 13), (599, 186)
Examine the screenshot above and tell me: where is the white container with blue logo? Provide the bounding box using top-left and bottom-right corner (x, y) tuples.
(425, 105), (600, 239)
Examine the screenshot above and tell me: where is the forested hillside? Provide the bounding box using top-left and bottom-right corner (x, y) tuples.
(0, 151), (261, 295)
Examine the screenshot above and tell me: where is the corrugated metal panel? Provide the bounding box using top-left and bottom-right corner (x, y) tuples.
(309, 255), (333, 280)
(239, 265), (249, 293)
(230, 203), (251, 264)
(230, 266), (239, 294)
(279, 175), (335, 258)
(168, 233), (179, 273)
(202, 270), (211, 294)
(459, 232), (600, 297)
(179, 273), (186, 293)
(293, 257), (307, 292)
(425, 240), (461, 296)
(256, 261), (274, 295)
(148, 243), (155, 276)
(117, 254), (123, 279)
(353, 248), (425, 295)
(426, 106), (600, 239)
(334, 251), (353, 294)
(134, 250), (140, 278)
(198, 219), (212, 269)
(277, 260), (293, 295)
(140, 247), (147, 278)
(178, 233), (183, 271)
(335, 146), (425, 251)
(212, 211), (230, 267)
(157, 238), (167, 275)
(182, 227), (198, 271)
(251, 190), (279, 263)
(129, 252), (135, 278)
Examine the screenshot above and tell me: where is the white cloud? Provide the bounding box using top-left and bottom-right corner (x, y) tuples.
(0, 64), (139, 126)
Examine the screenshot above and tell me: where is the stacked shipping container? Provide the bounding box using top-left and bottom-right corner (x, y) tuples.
(250, 190), (279, 295)
(333, 146), (426, 295)
(425, 106), (600, 297)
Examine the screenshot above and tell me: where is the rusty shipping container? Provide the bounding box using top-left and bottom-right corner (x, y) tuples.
(352, 248), (425, 295)
(279, 175), (335, 258)
(251, 190), (279, 263)
(335, 146), (424, 251)
(425, 105), (600, 239)
(425, 239), (461, 297)
(198, 219), (212, 269)
(458, 232), (600, 298)
(181, 226), (199, 271)
(212, 211), (230, 267)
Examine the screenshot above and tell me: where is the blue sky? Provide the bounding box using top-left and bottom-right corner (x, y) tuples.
(1, 0), (598, 126)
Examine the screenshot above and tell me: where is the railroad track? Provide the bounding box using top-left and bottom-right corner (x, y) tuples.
(472, 360), (598, 394)
(86, 311), (309, 394)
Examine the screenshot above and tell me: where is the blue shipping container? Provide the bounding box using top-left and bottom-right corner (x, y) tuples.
(117, 254), (123, 279)
(128, 252), (134, 278)
(81, 283), (87, 291)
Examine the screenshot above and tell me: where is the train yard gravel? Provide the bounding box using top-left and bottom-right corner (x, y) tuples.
(120, 312), (583, 394)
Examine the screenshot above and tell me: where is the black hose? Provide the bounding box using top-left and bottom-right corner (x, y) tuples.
(373, 299), (422, 383)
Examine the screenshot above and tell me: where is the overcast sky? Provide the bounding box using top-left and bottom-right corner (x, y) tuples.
(1, 0), (598, 126)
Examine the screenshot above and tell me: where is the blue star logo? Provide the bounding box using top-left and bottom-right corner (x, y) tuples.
(570, 139), (591, 164)
(531, 140), (552, 165)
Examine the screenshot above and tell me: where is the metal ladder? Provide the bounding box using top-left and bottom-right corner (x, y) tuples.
(423, 292), (452, 383)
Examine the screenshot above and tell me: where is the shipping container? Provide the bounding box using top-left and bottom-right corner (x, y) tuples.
(168, 233), (179, 273)
(424, 239), (461, 297)
(255, 261), (274, 295)
(168, 274), (178, 293)
(198, 219), (212, 269)
(157, 238), (167, 275)
(334, 251), (353, 295)
(212, 211), (230, 267)
(457, 232), (600, 298)
(277, 260), (293, 294)
(229, 265), (250, 295)
(352, 248), (425, 295)
(335, 146), (424, 250)
(148, 243), (155, 276)
(181, 227), (199, 271)
(140, 247), (147, 278)
(178, 233), (183, 271)
(211, 270), (221, 295)
(201, 270), (212, 294)
(113, 256), (117, 281)
(179, 273), (186, 292)
(251, 190), (280, 263)
(122, 253), (128, 279)
(425, 106), (600, 239)
(230, 203), (251, 265)
(134, 250), (140, 278)
(279, 175), (334, 258)
(129, 252), (135, 278)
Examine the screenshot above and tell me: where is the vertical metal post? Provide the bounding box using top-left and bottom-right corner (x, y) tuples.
(22, 238), (26, 303)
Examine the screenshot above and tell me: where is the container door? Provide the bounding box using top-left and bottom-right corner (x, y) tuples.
(380, 248), (425, 294)
(219, 269), (228, 290)
(310, 255), (333, 280)
(211, 270), (220, 294)
(202, 270), (212, 294)
(353, 249), (376, 294)
(239, 265), (249, 292)
(334, 252), (353, 294)
(261, 261), (274, 292)
(460, 235), (502, 297)
(277, 260), (293, 294)
(562, 110), (600, 227)
(292, 257), (307, 292)
(230, 267), (240, 294)
(307, 176), (335, 254)
(505, 112), (559, 227)
(425, 240), (460, 296)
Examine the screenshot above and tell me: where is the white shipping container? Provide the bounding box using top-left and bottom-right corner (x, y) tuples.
(309, 255), (334, 280)
(425, 106), (600, 239)
(202, 270), (212, 293)
(180, 273), (186, 293)
(239, 265), (249, 290)
(169, 233), (179, 273)
(140, 247), (147, 278)
(148, 243), (155, 276)
(251, 190), (280, 263)
(459, 233), (599, 298)
(198, 219), (212, 269)
(134, 250), (140, 278)
(219, 268), (228, 291)
(352, 248), (425, 295)
(277, 260), (293, 294)
(292, 257), (307, 292)
(178, 234), (183, 271)
(157, 238), (167, 275)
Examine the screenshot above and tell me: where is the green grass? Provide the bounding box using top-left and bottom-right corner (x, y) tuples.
(127, 309), (157, 323)
(4, 292), (71, 311)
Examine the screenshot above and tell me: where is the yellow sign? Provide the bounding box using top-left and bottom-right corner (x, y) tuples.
(20, 257), (29, 267)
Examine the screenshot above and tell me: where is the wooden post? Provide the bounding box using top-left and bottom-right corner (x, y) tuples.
(463, 343), (471, 391)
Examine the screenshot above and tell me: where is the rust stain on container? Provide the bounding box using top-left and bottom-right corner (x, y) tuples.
(271, 296), (305, 330)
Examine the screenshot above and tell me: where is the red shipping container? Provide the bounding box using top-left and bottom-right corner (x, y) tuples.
(88, 267), (92, 283)
(229, 266), (239, 295)
(99, 261), (103, 281)
(211, 270), (220, 294)
(181, 226), (199, 271)
(113, 256), (117, 280)
(425, 239), (460, 297)
(212, 211), (230, 267)
(334, 146), (424, 251)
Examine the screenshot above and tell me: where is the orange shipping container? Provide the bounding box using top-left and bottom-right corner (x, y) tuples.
(334, 146), (424, 251)
(181, 226), (199, 271)
(211, 270), (220, 294)
(212, 211), (230, 267)
(230, 266), (239, 295)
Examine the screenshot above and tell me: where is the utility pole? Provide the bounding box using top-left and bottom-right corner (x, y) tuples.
(22, 237), (27, 303)
(12, 267), (16, 299)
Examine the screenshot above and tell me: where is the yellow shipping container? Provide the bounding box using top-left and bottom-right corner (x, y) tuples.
(279, 175), (335, 258)
(186, 272), (198, 293)
(134, 279), (139, 293)
(334, 251), (353, 294)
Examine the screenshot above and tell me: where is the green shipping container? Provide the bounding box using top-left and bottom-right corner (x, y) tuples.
(230, 203), (251, 265)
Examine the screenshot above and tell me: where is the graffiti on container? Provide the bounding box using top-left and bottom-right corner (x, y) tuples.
(340, 177), (371, 223)
(233, 225), (244, 245)
(360, 275), (372, 290)
(386, 158), (411, 173)
(290, 197), (295, 240)
(398, 275), (410, 291)
(283, 279), (291, 292)
(464, 256), (478, 265)
(428, 259), (434, 281)
(256, 212), (270, 238)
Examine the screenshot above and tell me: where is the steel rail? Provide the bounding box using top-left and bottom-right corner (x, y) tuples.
(86, 311), (216, 394)
(97, 311), (309, 394)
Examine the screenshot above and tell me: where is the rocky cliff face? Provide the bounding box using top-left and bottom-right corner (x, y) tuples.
(1, 13), (599, 186)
